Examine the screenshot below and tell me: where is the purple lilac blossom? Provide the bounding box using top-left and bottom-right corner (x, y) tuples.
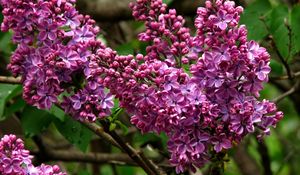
(1, 0), (283, 173)
(0, 134), (66, 175)
(1, 0), (114, 121)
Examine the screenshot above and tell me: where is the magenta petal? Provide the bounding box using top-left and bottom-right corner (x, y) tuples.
(38, 31), (47, 40)
(218, 21), (227, 30)
(48, 32), (57, 40)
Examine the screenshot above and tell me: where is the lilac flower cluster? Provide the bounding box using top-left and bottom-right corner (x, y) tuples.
(128, 0), (283, 173)
(1, 0), (283, 173)
(0, 134), (65, 175)
(1, 0), (114, 121)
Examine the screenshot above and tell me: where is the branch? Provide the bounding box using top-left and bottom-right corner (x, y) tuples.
(270, 71), (300, 81)
(272, 81), (300, 104)
(102, 121), (165, 175)
(257, 140), (272, 175)
(0, 76), (21, 84)
(81, 122), (120, 148)
(233, 143), (261, 175)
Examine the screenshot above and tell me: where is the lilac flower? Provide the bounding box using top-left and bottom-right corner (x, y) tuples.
(100, 93), (114, 109)
(38, 20), (58, 41)
(58, 48), (79, 69)
(247, 40), (260, 60)
(211, 134), (232, 152)
(163, 75), (180, 91)
(214, 10), (233, 30)
(73, 26), (95, 43)
(255, 60), (271, 81)
(136, 87), (156, 106)
(64, 8), (81, 29)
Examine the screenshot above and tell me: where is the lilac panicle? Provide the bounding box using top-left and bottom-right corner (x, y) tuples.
(1, 0), (114, 121)
(129, 0), (283, 173)
(0, 134), (66, 175)
(1, 0), (283, 173)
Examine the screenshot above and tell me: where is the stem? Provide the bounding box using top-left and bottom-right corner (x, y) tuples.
(270, 71), (300, 80)
(101, 121), (160, 175)
(272, 81), (299, 103)
(257, 140), (272, 175)
(81, 122), (120, 148)
(0, 76), (21, 84)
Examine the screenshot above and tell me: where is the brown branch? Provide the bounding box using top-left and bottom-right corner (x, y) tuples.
(45, 150), (134, 165)
(233, 143), (261, 175)
(272, 81), (299, 104)
(81, 122), (120, 148)
(270, 71), (300, 80)
(0, 76), (21, 84)
(257, 140), (272, 175)
(102, 121), (163, 175)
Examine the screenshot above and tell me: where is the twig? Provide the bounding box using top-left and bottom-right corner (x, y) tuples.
(272, 81), (299, 103)
(257, 140), (272, 175)
(0, 76), (21, 84)
(233, 141), (261, 175)
(274, 44), (294, 80)
(270, 71), (300, 80)
(103, 122), (159, 175)
(43, 150), (134, 165)
(81, 122), (120, 148)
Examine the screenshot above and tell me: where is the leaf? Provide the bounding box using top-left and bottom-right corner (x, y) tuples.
(0, 84), (19, 121)
(291, 4), (300, 56)
(0, 32), (13, 56)
(115, 120), (129, 135)
(54, 116), (93, 152)
(49, 105), (65, 121)
(109, 123), (117, 131)
(111, 98), (120, 114)
(239, 0), (272, 40)
(270, 59), (283, 75)
(116, 43), (134, 55)
(21, 105), (54, 136)
(78, 170), (91, 175)
(4, 97), (26, 117)
(162, 0), (173, 5)
(269, 6), (290, 60)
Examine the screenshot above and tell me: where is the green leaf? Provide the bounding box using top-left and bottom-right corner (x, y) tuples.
(0, 84), (19, 121)
(49, 105), (65, 121)
(109, 123), (117, 131)
(115, 120), (129, 135)
(4, 97), (26, 117)
(240, 0), (271, 40)
(116, 43), (134, 55)
(111, 98), (120, 114)
(21, 105), (54, 136)
(269, 6), (290, 60)
(0, 32), (13, 56)
(291, 4), (300, 56)
(78, 170), (91, 175)
(162, 0), (172, 5)
(54, 116), (93, 152)
(270, 59), (284, 75)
